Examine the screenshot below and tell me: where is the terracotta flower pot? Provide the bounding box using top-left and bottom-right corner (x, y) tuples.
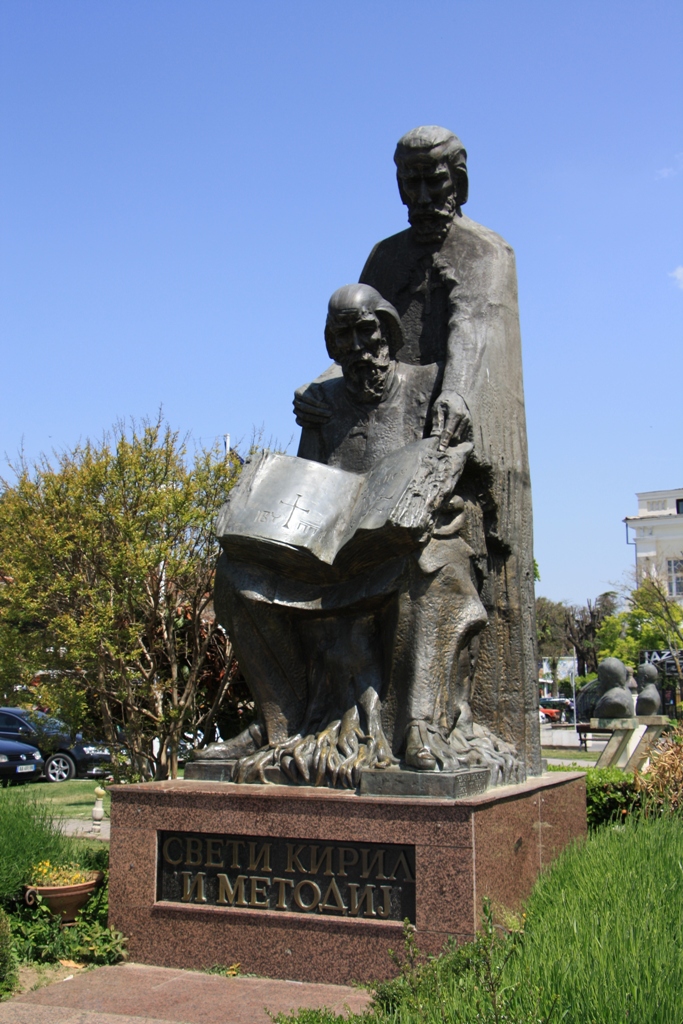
(24, 871), (104, 924)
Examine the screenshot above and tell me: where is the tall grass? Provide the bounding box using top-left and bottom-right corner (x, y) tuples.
(0, 788), (77, 903)
(277, 812), (683, 1024)
(511, 811), (683, 1023)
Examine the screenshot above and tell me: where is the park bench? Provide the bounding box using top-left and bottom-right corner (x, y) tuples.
(576, 723), (613, 751)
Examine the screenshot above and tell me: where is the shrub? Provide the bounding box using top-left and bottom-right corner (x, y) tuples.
(635, 723), (683, 811)
(76, 842), (109, 873)
(9, 898), (126, 966)
(9, 871), (126, 966)
(584, 766), (640, 827)
(547, 764), (640, 828)
(0, 792), (124, 969)
(0, 789), (77, 903)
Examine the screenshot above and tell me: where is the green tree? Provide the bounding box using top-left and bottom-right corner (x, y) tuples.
(597, 577), (683, 690)
(565, 592), (618, 677)
(0, 417), (242, 779)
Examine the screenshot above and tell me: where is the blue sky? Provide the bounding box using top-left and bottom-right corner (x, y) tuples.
(1, 0), (681, 606)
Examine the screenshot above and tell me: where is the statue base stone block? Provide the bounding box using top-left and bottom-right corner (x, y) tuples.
(108, 773), (586, 986)
(185, 760), (492, 797)
(359, 765), (491, 798)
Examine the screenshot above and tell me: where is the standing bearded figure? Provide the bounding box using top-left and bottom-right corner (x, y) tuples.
(296, 127), (540, 775)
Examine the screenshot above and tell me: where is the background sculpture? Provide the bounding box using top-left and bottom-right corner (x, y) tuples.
(592, 657), (636, 718)
(576, 658), (664, 722)
(636, 663), (662, 716)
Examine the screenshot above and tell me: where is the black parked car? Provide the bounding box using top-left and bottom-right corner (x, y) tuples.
(0, 737), (44, 785)
(0, 708), (113, 782)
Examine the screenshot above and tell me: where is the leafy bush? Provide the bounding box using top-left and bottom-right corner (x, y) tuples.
(0, 908), (16, 997)
(76, 841), (109, 873)
(0, 791), (124, 968)
(0, 789), (77, 903)
(547, 764), (640, 828)
(584, 766), (640, 827)
(9, 873), (126, 966)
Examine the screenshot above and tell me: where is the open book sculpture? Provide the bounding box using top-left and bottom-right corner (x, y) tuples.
(216, 440), (471, 582)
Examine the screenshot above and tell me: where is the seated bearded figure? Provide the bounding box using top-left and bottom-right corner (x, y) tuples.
(199, 284), (521, 786)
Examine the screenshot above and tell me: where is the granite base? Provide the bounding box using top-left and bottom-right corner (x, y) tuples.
(108, 773), (586, 985)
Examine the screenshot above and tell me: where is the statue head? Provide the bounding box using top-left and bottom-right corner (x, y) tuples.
(394, 126), (468, 245)
(597, 657), (628, 693)
(325, 284), (403, 403)
(636, 663), (659, 690)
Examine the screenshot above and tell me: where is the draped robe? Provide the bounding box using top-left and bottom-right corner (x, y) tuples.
(359, 213), (540, 774)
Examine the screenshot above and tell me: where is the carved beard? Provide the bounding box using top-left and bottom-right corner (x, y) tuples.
(408, 192), (458, 244)
(342, 353), (391, 403)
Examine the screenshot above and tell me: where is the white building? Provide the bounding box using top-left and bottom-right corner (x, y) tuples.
(539, 656), (578, 683)
(624, 488), (683, 603)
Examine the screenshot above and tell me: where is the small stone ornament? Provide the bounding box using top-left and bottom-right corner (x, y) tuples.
(91, 785), (106, 834)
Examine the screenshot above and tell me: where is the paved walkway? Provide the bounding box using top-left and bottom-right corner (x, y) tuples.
(61, 818), (111, 840)
(0, 962), (371, 1024)
(544, 756), (595, 767)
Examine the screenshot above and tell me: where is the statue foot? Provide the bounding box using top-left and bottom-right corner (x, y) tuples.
(230, 703), (400, 789)
(404, 722), (437, 771)
(193, 721), (264, 761)
(402, 720), (524, 783)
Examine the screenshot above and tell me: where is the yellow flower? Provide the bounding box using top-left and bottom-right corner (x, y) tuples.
(30, 861), (89, 886)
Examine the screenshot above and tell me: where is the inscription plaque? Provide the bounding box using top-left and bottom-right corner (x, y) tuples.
(157, 831), (416, 922)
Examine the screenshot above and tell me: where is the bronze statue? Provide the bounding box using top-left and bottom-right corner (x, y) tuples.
(195, 282), (522, 787)
(190, 126), (538, 789)
(295, 127), (540, 775)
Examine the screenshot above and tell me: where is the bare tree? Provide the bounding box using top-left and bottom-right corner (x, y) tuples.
(536, 597), (569, 696)
(565, 592), (618, 677)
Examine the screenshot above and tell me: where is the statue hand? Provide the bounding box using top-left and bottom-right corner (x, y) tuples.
(430, 390), (471, 451)
(293, 382), (332, 426)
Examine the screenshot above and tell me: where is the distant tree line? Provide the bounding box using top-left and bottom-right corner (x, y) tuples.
(536, 579), (683, 696)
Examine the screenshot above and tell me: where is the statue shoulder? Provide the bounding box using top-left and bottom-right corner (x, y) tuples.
(397, 360), (442, 390)
(451, 214), (516, 264)
(360, 228), (413, 287)
(318, 373), (346, 405)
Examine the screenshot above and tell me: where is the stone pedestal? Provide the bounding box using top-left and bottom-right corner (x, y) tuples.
(108, 773), (586, 985)
(185, 758), (492, 798)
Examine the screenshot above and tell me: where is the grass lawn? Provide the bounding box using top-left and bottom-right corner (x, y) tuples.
(0, 780), (111, 819)
(541, 746), (596, 760)
(0, 770), (187, 821)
